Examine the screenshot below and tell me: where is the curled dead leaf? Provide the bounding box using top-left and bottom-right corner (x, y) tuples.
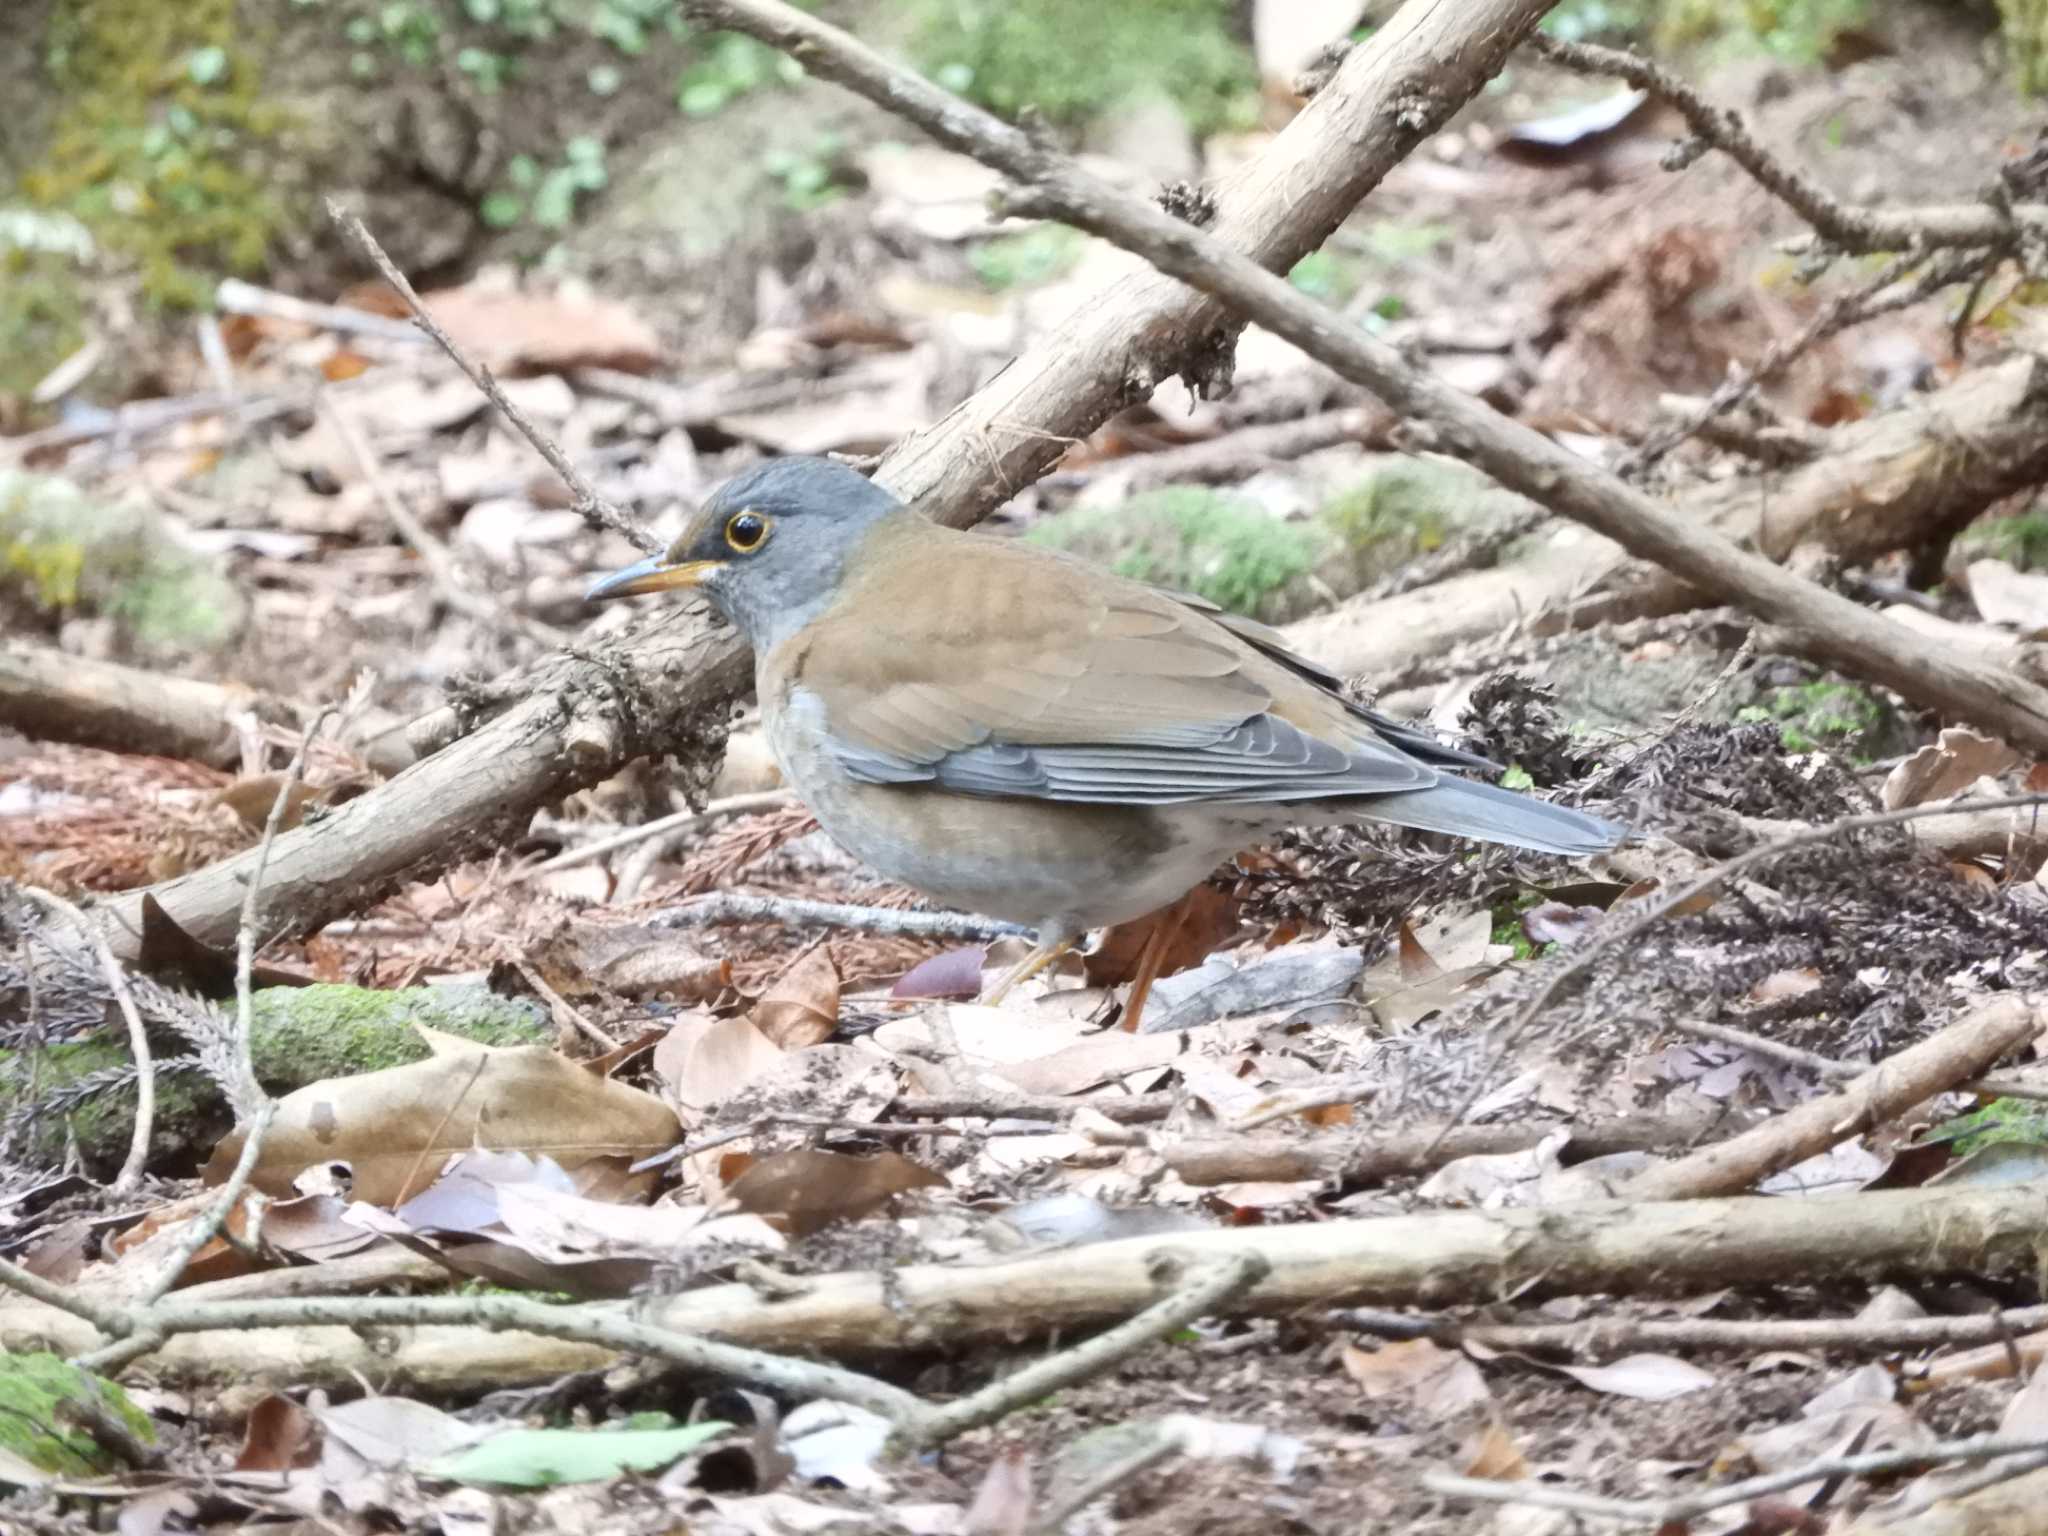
(724, 1148), (946, 1238)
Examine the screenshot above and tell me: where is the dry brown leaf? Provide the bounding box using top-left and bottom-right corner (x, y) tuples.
(1461, 1418), (1529, 1481)
(749, 944), (841, 1049)
(1086, 885), (1241, 987)
(962, 1446), (1035, 1535)
(1747, 967), (1823, 1005)
(1340, 1339), (1492, 1415)
(205, 1035), (679, 1206)
(654, 1012), (785, 1125)
(1396, 919), (1441, 981)
(235, 1394), (319, 1472)
(724, 1148), (947, 1237)
(416, 284), (662, 376)
(1883, 727), (2021, 810)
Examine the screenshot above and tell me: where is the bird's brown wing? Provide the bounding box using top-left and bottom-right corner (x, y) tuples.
(774, 534), (1435, 806)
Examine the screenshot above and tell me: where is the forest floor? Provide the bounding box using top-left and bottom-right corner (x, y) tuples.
(8, 5), (2048, 1533)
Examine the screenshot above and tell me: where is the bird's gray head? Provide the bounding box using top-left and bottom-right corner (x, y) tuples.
(584, 456), (906, 649)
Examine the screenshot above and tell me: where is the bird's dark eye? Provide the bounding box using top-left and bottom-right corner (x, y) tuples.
(724, 511), (769, 553)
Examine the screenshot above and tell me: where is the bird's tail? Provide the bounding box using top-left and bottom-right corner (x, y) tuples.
(1340, 775), (1623, 857)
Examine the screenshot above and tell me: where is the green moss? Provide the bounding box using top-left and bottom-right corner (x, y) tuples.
(1960, 502), (2048, 571)
(1735, 680), (1886, 756)
(1655, 0), (1869, 63)
(0, 985), (547, 1174)
(1028, 488), (1323, 622)
(0, 471), (243, 654)
(2000, 0), (2048, 94)
(1934, 1095), (2048, 1158)
(247, 983), (549, 1085)
(0, 248), (91, 401)
(909, 0), (1256, 135)
(0, 1354), (154, 1476)
(970, 224), (1084, 292)
(24, 0), (290, 309)
(1315, 460), (1464, 582)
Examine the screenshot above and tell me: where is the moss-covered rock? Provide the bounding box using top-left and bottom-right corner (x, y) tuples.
(1, 983), (549, 1175)
(0, 1353), (153, 1476)
(0, 471), (244, 656)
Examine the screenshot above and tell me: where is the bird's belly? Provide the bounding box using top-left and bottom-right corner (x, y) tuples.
(766, 713), (1229, 934)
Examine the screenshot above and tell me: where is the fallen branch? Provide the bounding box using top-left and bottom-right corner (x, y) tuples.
(1425, 1303), (2048, 1359)
(1626, 994), (2040, 1200)
(1161, 1109), (1726, 1188)
(6, 1183), (2042, 1388)
(0, 642), (306, 772)
(646, 892), (1028, 941)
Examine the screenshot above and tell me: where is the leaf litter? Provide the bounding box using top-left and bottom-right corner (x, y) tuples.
(8, 19), (2048, 1535)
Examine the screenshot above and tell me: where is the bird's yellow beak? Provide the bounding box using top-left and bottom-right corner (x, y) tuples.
(584, 555), (721, 601)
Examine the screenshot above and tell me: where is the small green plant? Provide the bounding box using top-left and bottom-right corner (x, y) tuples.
(909, 0), (1257, 134)
(1289, 250), (1360, 305)
(1930, 1096), (2048, 1158)
(483, 137), (609, 229)
(1960, 501), (2048, 571)
(1735, 680), (1883, 756)
(677, 30), (800, 115)
(970, 224), (1085, 291)
(762, 134), (851, 211)
(29, 0), (290, 310)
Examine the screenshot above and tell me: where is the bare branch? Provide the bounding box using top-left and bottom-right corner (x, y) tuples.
(1531, 34), (2036, 255)
(326, 200), (656, 553)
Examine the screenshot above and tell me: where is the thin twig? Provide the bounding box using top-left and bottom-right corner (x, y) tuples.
(518, 789), (795, 880)
(318, 394), (566, 647)
(21, 888), (154, 1196)
(1434, 1302), (2048, 1358)
(325, 201), (656, 553)
(232, 713), (334, 1114)
(133, 1103), (277, 1314)
(1428, 1431), (2048, 1525)
(649, 892), (1030, 941)
(1670, 1015), (2048, 1104)
(1531, 34), (2031, 255)
(899, 1253), (1268, 1450)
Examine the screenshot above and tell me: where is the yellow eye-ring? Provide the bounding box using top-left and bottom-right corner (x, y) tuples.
(725, 510), (770, 553)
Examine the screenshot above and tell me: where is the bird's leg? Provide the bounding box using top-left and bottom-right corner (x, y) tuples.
(1119, 905), (1182, 1033)
(983, 936), (1076, 1004)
